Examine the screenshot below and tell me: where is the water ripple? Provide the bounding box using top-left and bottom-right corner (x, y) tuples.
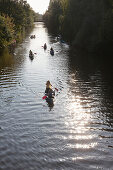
(0, 22), (113, 170)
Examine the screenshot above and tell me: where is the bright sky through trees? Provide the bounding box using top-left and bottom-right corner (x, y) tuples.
(27, 0), (50, 14)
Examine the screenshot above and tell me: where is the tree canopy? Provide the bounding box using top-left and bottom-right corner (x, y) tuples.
(0, 0), (36, 48)
(43, 0), (113, 52)
(0, 15), (15, 48)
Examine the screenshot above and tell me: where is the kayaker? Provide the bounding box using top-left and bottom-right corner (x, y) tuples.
(29, 50), (33, 55)
(50, 47), (54, 55)
(44, 43), (47, 50)
(45, 80), (52, 94)
(50, 47), (53, 51)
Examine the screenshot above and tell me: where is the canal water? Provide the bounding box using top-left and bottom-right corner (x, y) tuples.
(0, 22), (113, 170)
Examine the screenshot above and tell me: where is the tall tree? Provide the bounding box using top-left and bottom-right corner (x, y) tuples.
(44, 0), (113, 52)
(0, 15), (15, 48)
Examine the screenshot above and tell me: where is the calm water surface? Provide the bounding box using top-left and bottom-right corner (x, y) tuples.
(0, 22), (113, 170)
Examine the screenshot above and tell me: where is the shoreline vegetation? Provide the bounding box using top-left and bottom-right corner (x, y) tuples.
(1, 0), (113, 56)
(43, 0), (113, 55)
(0, 0), (39, 53)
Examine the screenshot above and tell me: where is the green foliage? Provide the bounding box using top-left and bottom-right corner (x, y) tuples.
(0, 15), (15, 48)
(100, 1), (113, 43)
(44, 0), (113, 51)
(43, 0), (62, 33)
(0, 0), (36, 48)
(0, 0), (34, 30)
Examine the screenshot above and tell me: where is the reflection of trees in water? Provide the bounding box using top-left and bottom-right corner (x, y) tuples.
(0, 46), (26, 69)
(68, 48), (98, 77)
(0, 47), (26, 90)
(0, 48), (15, 68)
(0, 49), (16, 111)
(0, 47), (27, 113)
(68, 49), (113, 127)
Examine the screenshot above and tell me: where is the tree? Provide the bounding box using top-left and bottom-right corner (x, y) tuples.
(0, 15), (15, 48)
(0, 0), (35, 47)
(43, 0), (62, 34)
(44, 0), (113, 52)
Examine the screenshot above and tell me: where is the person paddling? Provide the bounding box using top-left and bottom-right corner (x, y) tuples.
(50, 47), (53, 51)
(50, 47), (54, 55)
(45, 80), (52, 93)
(29, 50), (33, 56)
(44, 43), (47, 50)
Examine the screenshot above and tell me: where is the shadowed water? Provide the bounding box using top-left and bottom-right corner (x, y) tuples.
(0, 22), (113, 170)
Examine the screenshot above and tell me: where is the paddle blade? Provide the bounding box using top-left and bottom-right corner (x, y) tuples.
(55, 88), (58, 91)
(42, 96), (47, 99)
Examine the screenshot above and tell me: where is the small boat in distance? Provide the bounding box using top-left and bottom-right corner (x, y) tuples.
(50, 47), (54, 56)
(29, 50), (34, 60)
(30, 35), (36, 39)
(44, 43), (47, 50)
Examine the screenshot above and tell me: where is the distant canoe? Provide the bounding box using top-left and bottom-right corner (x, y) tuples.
(30, 35), (36, 39)
(44, 44), (47, 50)
(29, 53), (34, 60)
(50, 49), (54, 56)
(60, 39), (65, 43)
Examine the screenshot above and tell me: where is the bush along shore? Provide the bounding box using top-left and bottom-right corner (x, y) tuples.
(43, 0), (113, 54)
(0, 0), (37, 52)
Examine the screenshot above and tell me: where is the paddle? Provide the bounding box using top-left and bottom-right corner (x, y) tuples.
(54, 87), (58, 91)
(42, 95), (47, 100)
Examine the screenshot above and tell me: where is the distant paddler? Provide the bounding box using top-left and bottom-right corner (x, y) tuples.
(44, 43), (47, 50)
(50, 47), (54, 56)
(29, 50), (34, 57)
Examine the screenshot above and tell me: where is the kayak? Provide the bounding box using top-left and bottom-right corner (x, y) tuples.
(44, 45), (47, 50)
(29, 54), (34, 60)
(50, 50), (54, 56)
(46, 96), (54, 108)
(45, 90), (55, 105)
(60, 39), (65, 43)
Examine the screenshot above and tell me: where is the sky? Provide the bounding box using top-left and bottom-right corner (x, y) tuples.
(27, 0), (50, 14)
